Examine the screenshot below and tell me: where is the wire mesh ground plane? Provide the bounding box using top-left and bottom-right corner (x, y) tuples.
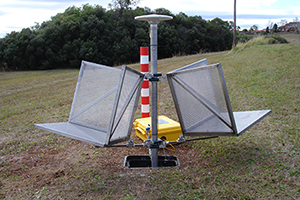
(35, 61), (144, 147)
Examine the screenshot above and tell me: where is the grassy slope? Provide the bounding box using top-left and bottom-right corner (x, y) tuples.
(0, 34), (299, 199)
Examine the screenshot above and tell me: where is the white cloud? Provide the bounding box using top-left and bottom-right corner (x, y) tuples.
(0, 0), (109, 36)
(238, 0), (278, 8)
(0, 5), (64, 34)
(139, 0), (279, 14)
(139, 0), (232, 13)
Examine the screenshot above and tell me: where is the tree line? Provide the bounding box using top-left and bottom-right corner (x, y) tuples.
(0, 4), (234, 71)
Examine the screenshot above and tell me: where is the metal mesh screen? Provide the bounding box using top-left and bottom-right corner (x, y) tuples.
(109, 67), (144, 143)
(69, 62), (143, 145)
(69, 61), (121, 131)
(35, 61), (144, 147)
(167, 63), (235, 136)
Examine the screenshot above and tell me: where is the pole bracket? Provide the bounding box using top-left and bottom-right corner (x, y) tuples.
(149, 77), (160, 82)
(149, 72), (163, 82)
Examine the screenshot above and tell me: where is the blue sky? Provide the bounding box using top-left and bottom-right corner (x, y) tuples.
(0, 0), (299, 38)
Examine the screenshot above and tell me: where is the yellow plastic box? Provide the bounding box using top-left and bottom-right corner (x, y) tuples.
(133, 115), (182, 142)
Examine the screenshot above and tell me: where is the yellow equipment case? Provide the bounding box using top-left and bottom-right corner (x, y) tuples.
(133, 115), (182, 142)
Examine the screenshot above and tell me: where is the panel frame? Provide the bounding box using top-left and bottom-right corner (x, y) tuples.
(106, 65), (145, 145)
(35, 61), (144, 147)
(167, 61), (271, 137)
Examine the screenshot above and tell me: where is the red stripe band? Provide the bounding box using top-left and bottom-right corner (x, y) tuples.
(141, 64), (149, 72)
(142, 113), (150, 118)
(141, 96), (149, 104)
(140, 47), (149, 56)
(142, 80), (149, 88)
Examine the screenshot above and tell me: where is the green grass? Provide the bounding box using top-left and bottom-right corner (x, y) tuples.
(0, 34), (299, 199)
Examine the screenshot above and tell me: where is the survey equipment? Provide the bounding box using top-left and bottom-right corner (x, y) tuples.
(35, 15), (271, 168)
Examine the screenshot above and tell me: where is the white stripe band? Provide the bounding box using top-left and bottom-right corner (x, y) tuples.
(141, 88), (149, 96)
(141, 105), (150, 112)
(140, 55), (149, 64)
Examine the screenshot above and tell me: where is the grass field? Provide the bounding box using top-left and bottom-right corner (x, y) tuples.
(0, 34), (299, 199)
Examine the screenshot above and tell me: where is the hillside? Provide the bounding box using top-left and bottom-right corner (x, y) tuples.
(0, 34), (299, 199)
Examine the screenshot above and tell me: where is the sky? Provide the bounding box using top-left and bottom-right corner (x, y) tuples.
(0, 0), (299, 38)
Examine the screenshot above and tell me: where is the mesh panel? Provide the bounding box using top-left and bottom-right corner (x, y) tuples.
(171, 78), (213, 131)
(209, 65), (231, 120)
(109, 67), (143, 143)
(69, 62), (121, 131)
(168, 63), (234, 135)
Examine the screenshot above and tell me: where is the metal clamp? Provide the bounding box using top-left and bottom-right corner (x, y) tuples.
(126, 139), (135, 147)
(149, 77), (160, 82)
(153, 73), (162, 77)
(145, 72), (165, 82)
(143, 138), (167, 149)
(176, 134), (186, 143)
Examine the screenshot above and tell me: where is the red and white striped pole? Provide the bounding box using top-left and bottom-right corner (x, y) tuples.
(140, 47), (150, 118)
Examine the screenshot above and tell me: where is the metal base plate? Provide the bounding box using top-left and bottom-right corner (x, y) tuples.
(184, 110), (271, 136)
(234, 110), (272, 135)
(34, 122), (107, 147)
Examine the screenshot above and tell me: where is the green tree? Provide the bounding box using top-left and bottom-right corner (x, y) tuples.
(272, 23), (278, 32)
(109, 0), (140, 16)
(250, 25), (258, 31)
(110, 0), (140, 9)
(207, 18), (232, 52)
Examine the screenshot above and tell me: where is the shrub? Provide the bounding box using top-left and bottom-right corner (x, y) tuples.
(236, 33), (253, 43)
(260, 31), (268, 35)
(267, 35), (289, 44)
(231, 35), (289, 53)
